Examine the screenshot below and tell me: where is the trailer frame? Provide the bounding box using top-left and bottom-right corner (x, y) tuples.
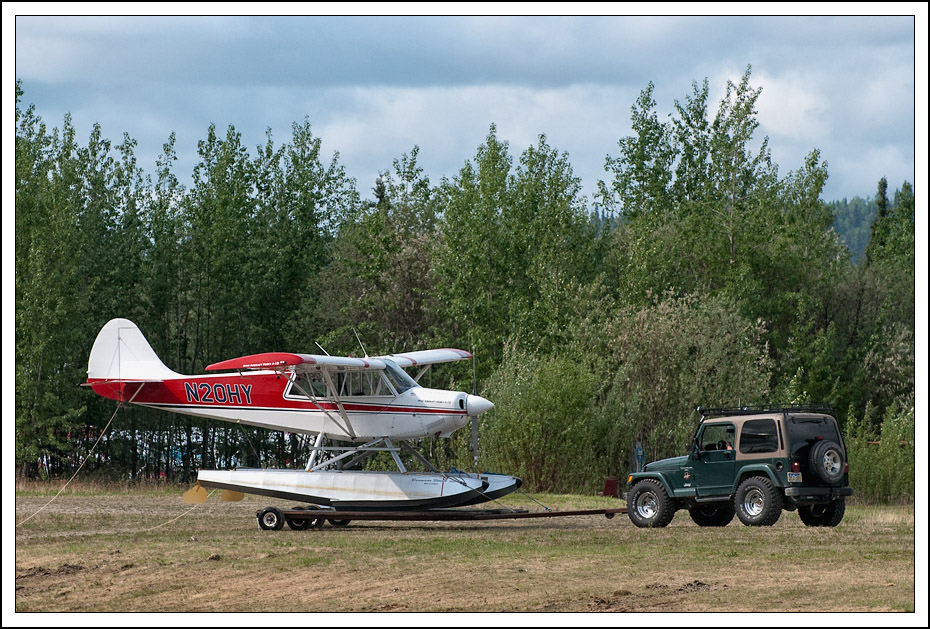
(256, 505), (628, 530)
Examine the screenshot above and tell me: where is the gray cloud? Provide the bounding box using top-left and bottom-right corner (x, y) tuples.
(12, 14), (919, 202)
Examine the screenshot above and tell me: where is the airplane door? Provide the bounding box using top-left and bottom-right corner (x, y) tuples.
(693, 422), (736, 496)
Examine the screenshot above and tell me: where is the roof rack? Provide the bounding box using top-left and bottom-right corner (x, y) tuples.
(696, 404), (835, 420)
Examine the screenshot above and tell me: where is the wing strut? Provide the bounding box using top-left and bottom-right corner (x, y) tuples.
(304, 432), (326, 471)
(319, 370), (357, 440)
(285, 371), (357, 440)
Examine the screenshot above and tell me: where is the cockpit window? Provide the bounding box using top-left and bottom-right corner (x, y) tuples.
(285, 372), (328, 399)
(336, 370), (392, 397)
(382, 360), (418, 394)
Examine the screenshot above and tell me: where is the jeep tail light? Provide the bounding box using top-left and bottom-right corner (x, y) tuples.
(791, 461), (800, 473)
(845, 462), (849, 474)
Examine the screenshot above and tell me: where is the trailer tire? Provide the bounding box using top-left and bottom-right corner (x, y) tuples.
(258, 507), (285, 531)
(328, 519), (351, 527)
(287, 518), (310, 530)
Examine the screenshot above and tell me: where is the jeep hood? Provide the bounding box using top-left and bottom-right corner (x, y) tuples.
(644, 455), (688, 472)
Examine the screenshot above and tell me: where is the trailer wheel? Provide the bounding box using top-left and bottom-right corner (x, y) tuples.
(328, 519), (351, 527)
(258, 507), (285, 531)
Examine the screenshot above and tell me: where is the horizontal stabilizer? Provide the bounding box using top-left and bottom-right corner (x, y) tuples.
(80, 378), (165, 386)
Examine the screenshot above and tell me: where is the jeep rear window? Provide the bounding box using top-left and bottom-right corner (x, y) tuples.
(739, 418), (778, 453)
(785, 415), (842, 454)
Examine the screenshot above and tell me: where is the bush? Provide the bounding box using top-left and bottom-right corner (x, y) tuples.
(845, 403), (915, 503)
(480, 349), (604, 493)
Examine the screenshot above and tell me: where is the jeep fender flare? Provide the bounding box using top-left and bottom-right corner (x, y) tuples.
(628, 473), (676, 498)
(733, 464), (783, 493)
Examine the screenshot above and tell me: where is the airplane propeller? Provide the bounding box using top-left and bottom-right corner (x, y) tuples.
(471, 348), (479, 467)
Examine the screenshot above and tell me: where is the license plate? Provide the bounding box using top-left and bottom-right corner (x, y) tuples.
(787, 472), (802, 483)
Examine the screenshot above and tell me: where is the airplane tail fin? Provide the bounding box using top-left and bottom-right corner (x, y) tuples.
(87, 318), (181, 382)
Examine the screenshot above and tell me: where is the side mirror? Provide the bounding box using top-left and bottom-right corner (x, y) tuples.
(691, 438), (701, 459)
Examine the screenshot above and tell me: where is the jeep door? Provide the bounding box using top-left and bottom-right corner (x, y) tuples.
(692, 422), (737, 496)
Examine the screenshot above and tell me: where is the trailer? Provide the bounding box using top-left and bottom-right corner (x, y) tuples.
(257, 504), (628, 530)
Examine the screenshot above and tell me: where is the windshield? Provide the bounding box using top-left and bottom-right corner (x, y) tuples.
(382, 360), (419, 394)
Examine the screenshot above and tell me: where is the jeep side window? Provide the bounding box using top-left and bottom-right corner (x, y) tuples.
(738, 418), (779, 454)
(699, 424), (735, 451)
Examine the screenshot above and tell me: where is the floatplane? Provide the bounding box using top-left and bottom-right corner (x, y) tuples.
(86, 318), (521, 511)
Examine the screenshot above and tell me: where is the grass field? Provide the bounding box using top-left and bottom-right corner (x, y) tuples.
(12, 481), (918, 614)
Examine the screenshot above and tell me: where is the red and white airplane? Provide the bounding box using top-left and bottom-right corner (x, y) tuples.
(86, 318), (521, 510)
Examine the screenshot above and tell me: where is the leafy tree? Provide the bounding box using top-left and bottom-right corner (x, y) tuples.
(433, 125), (514, 374)
(319, 146), (436, 354)
(600, 81), (676, 218)
(15, 88), (89, 475)
(271, 118), (359, 351)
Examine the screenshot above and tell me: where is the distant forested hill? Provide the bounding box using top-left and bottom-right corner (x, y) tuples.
(830, 196), (877, 262)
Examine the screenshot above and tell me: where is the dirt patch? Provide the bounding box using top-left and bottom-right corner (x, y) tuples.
(16, 564), (84, 579)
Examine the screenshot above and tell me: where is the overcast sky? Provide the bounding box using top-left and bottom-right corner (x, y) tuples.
(7, 10), (925, 206)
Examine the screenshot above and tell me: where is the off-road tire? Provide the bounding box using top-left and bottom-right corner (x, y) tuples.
(689, 502), (736, 527)
(258, 507), (285, 531)
(627, 479), (676, 528)
(798, 497), (846, 527)
(735, 477), (782, 526)
(809, 440), (845, 484)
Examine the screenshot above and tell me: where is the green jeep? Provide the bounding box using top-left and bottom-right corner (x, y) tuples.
(626, 405), (854, 528)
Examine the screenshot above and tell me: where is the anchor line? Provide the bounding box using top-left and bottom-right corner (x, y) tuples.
(16, 384), (144, 528)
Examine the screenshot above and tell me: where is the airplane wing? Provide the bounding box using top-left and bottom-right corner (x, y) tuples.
(207, 349), (471, 372)
(206, 352), (390, 441)
(206, 352), (386, 372)
(379, 348), (473, 368)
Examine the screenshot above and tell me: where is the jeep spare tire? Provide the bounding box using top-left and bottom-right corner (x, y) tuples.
(809, 440), (845, 484)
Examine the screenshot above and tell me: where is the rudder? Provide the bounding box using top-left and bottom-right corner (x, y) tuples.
(87, 318), (181, 382)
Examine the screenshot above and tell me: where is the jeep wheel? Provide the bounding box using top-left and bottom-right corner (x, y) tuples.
(809, 440), (845, 484)
(798, 498), (846, 527)
(627, 479), (675, 528)
(689, 503), (736, 527)
(735, 477), (782, 526)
